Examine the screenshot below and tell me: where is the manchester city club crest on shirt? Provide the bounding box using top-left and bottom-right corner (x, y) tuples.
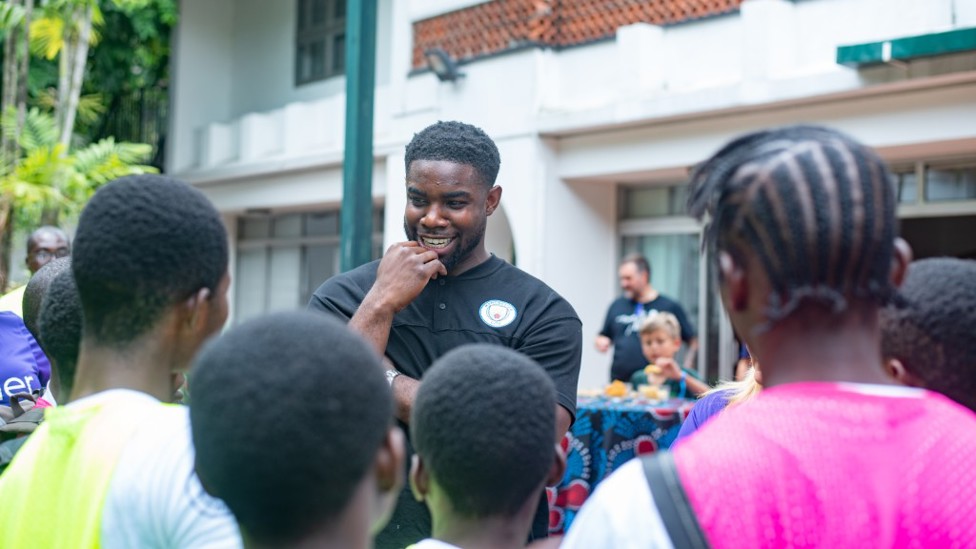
(479, 299), (517, 328)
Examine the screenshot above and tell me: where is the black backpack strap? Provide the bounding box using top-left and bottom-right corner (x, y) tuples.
(641, 452), (710, 549)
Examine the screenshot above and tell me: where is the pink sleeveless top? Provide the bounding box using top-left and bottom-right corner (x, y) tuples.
(673, 382), (976, 548)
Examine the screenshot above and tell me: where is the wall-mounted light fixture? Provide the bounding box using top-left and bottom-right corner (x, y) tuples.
(424, 48), (465, 82)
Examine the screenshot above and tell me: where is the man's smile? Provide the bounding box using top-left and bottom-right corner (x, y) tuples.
(419, 235), (455, 250)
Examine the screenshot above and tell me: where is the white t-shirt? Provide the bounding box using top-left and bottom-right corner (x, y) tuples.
(411, 539), (462, 549)
(559, 458), (674, 549)
(100, 391), (241, 548)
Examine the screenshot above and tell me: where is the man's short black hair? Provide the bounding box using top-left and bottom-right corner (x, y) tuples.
(38, 270), (82, 397)
(190, 311), (392, 546)
(72, 175), (228, 346)
(23, 257), (72, 341)
(411, 344), (555, 518)
(404, 121), (501, 186)
(881, 258), (976, 411)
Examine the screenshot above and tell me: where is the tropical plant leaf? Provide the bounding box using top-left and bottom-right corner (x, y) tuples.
(14, 143), (72, 185)
(72, 137), (156, 188)
(11, 108), (59, 152)
(0, 1), (26, 35)
(35, 90), (105, 126)
(29, 16), (64, 59)
(0, 176), (65, 204)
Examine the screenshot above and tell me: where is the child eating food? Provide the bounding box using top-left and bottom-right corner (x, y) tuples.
(631, 312), (709, 399)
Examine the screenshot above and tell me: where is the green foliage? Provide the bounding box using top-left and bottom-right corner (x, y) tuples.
(5, 107), (58, 151)
(71, 136), (154, 187)
(34, 89), (105, 125)
(28, 15), (64, 60)
(1, 108), (156, 221)
(0, 1), (26, 36)
(1, 0), (172, 237)
(87, 0), (176, 93)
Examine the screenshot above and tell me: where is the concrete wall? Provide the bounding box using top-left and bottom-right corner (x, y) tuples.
(169, 0), (236, 174)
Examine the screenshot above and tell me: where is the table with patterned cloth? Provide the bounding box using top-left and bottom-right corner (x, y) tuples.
(547, 395), (695, 535)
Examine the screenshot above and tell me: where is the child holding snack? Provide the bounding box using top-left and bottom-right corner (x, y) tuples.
(631, 312), (709, 399)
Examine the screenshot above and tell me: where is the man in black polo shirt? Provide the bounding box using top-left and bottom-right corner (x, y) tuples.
(308, 120), (582, 549)
(596, 253), (697, 382)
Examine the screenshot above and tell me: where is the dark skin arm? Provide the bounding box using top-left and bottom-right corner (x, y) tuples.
(349, 241), (446, 356)
(349, 242), (444, 420)
(354, 242), (573, 439)
(555, 405), (571, 445)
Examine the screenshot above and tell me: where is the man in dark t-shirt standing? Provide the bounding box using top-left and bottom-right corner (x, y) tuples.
(308, 121), (582, 549)
(596, 253), (697, 382)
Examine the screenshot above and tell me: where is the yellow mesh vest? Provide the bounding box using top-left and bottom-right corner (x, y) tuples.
(0, 395), (165, 548)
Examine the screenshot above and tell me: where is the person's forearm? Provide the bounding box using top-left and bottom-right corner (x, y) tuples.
(391, 374), (420, 424)
(349, 292), (396, 356)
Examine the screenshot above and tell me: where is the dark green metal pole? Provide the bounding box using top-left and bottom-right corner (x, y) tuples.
(340, 0), (377, 271)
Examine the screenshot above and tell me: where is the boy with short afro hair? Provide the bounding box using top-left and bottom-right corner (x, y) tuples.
(409, 344), (566, 549)
(37, 269), (83, 402)
(881, 257), (976, 412)
(191, 311), (405, 548)
(0, 174), (239, 548)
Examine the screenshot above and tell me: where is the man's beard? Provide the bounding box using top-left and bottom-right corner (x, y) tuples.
(403, 219), (486, 273)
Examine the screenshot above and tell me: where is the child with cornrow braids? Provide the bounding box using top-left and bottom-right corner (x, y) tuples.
(563, 125), (976, 548)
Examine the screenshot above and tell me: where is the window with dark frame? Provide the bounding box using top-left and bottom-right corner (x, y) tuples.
(296, 0), (346, 85)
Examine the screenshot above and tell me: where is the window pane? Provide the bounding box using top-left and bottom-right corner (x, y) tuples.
(310, 40), (326, 78)
(623, 185), (689, 218)
(668, 185), (690, 216)
(306, 211), (339, 236)
(297, 44), (311, 82)
(235, 248), (268, 324)
(268, 247), (302, 312)
(892, 171), (917, 204)
(926, 167), (976, 202)
(332, 34), (345, 74)
(274, 214), (303, 238)
(373, 206), (385, 233)
(240, 217), (271, 240)
(303, 244), (339, 305)
(311, 0), (326, 24)
(624, 187), (670, 218)
(298, 0), (309, 29)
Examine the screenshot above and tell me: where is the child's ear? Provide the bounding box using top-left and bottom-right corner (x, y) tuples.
(719, 250), (748, 311)
(183, 287), (212, 331)
(546, 443), (567, 487)
(884, 358), (924, 388)
(409, 453), (427, 502)
(370, 427), (405, 535)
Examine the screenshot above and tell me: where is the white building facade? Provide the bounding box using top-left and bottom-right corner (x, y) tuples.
(168, 0), (976, 390)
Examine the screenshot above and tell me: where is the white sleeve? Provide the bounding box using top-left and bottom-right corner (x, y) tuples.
(101, 406), (242, 549)
(559, 458), (675, 549)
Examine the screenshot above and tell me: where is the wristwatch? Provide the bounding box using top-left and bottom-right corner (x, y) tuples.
(385, 369), (401, 387)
